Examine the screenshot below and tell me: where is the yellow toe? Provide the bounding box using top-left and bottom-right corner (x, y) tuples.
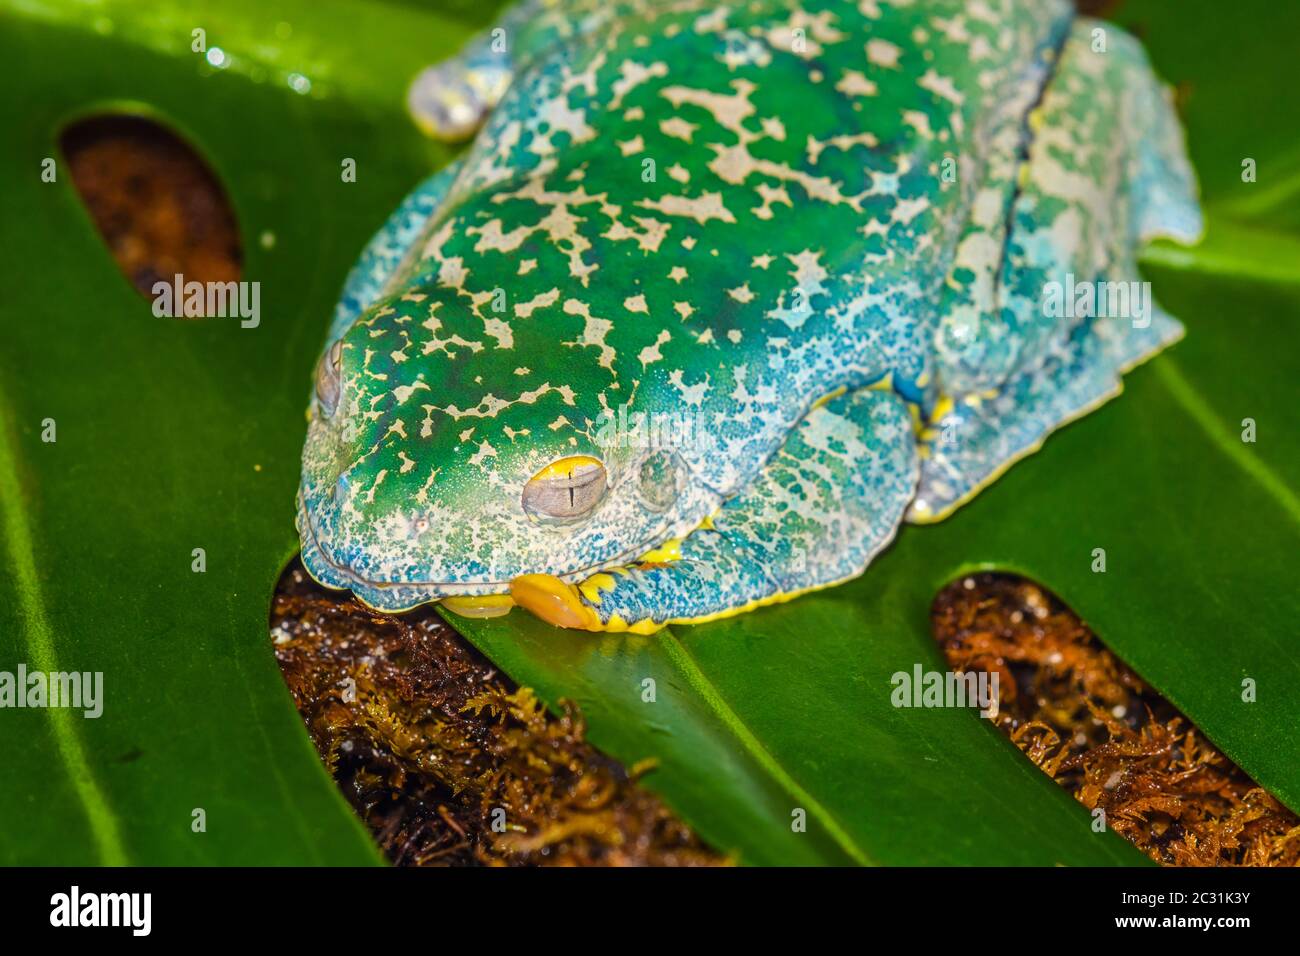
(510, 574), (604, 631)
(440, 594), (515, 619)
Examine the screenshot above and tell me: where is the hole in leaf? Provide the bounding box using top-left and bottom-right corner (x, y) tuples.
(61, 113), (242, 301)
(932, 572), (1299, 866)
(269, 558), (722, 866)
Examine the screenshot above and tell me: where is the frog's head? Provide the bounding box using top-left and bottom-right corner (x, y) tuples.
(297, 286), (721, 613)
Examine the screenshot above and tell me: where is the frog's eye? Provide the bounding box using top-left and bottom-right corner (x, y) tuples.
(637, 449), (685, 512)
(314, 339), (343, 417)
(522, 456), (607, 522)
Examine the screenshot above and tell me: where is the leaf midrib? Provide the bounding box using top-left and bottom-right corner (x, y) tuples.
(657, 626), (871, 865)
(1153, 357), (1300, 529)
(0, 396), (128, 865)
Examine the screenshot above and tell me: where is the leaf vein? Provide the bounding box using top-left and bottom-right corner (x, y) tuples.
(658, 627), (871, 865)
(1154, 357), (1300, 528)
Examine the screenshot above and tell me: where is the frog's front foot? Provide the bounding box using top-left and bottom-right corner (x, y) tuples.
(510, 390), (919, 634)
(510, 574), (608, 631)
(407, 57), (510, 141)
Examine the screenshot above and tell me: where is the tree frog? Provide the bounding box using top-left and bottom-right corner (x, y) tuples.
(297, 0), (1201, 633)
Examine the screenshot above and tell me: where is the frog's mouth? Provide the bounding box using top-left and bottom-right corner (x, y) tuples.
(297, 495), (685, 617)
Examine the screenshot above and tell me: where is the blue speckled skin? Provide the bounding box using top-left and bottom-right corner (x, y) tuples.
(297, 0), (1200, 632)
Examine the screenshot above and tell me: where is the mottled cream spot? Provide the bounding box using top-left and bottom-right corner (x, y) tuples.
(836, 70), (877, 97)
(468, 440), (497, 467)
(562, 298), (616, 369)
(661, 80), (757, 140)
(919, 68), (964, 105)
(765, 9), (845, 59)
(637, 329), (672, 366)
(760, 116), (786, 141)
(659, 117), (698, 142)
(393, 379), (431, 404)
(603, 215), (671, 252)
(806, 131), (879, 165)
(617, 134), (646, 156)
(866, 38), (902, 68)
(363, 469), (387, 504)
(515, 288), (561, 319)
(610, 59), (669, 108)
(638, 191), (736, 224)
(754, 182), (793, 220)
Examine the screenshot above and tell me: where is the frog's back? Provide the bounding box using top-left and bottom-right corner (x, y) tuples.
(397, 0), (1071, 422)
(300, 0), (1200, 622)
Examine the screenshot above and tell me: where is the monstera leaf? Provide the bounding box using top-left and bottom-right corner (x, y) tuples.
(1, 0), (1295, 866)
(450, 0), (1300, 865)
(0, 0), (499, 865)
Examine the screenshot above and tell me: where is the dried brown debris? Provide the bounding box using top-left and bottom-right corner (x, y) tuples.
(933, 573), (1299, 867)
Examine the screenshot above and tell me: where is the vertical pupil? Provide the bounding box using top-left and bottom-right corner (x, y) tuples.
(522, 458), (606, 520)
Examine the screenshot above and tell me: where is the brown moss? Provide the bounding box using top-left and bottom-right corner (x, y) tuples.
(933, 573), (1300, 866)
(61, 114), (242, 296)
(272, 561), (723, 866)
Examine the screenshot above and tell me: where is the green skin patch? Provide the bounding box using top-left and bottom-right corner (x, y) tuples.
(297, 0), (1201, 632)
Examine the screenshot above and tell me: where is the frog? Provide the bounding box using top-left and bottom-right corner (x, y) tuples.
(297, 0), (1201, 634)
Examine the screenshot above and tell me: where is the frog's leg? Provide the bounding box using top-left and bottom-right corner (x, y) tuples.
(326, 160), (463, 344)
(510, 389), (918, 633)
(913, 19), (1201, 521)
(934, 19), (1200, 395)
(407, 0), (602, 141)
(910, 306), (1181, 522)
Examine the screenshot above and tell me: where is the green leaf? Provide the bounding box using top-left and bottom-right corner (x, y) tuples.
(3, 0), (1294, 867)
(0, 0), (502, 864)
(1110, 0), (1300, 214)
(452, 217), (1299, 865)
(449, 1), (1300, 864)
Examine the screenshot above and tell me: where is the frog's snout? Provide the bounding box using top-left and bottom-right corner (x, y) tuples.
(510, 574), (603, 631)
